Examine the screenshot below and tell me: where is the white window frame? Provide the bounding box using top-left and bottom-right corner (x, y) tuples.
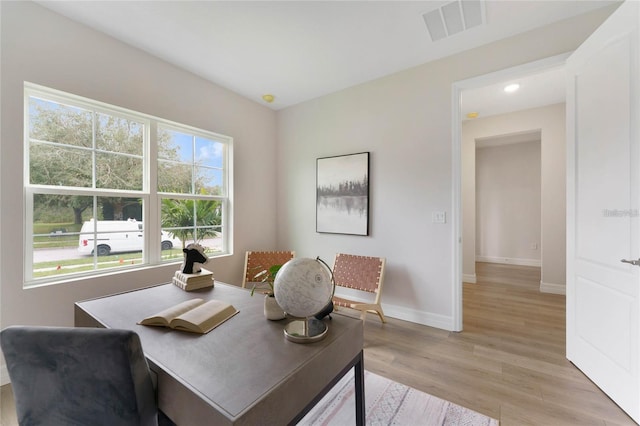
(156, 120), (232, 257)
(23, 82), (233, 286)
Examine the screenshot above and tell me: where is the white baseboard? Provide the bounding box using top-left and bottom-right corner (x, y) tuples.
(1, 363), (9, 386)
(476, 256), (541, 267)
(540, 281), (566, 295)
(332, 293), (456, 331)
(380, 303), (455, 331)
(463, 274), (477, 284)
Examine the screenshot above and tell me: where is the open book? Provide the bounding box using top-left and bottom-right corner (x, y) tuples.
(139, 298), (238, 334)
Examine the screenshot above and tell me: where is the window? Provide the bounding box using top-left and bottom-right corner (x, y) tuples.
(158, 124), (228, 256)
(24, 83), (232, 286)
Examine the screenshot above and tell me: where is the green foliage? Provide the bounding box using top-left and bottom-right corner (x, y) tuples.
(30, 99), (92, 148)
(32, 222), (82, 234)
(161, 198), (221, 248)
(33, 222), (81, 249)
(27, 96), (228, 280)
(29, 97), (223, 242)
(250, 264), (282, 296)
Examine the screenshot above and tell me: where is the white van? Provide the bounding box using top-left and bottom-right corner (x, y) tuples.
(78, 219), (180, 256)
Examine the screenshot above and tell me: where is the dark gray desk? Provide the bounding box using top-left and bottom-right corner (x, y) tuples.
(74, 282), (364, 425)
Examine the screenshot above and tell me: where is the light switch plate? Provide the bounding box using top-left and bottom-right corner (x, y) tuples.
(432, 211), (446, 224)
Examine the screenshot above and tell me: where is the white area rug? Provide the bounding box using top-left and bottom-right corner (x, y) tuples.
(298, 369), (499, 426)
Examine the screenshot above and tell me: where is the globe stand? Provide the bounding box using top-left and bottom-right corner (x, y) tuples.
(274, 257), (336, 344)
(283, 317), (328, 343)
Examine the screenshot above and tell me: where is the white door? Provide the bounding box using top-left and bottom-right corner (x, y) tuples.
(566, 0), (639, 422)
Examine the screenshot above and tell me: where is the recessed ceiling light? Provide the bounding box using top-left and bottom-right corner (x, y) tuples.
(504, 83), (520, 93)
(466, 112), (479, 119)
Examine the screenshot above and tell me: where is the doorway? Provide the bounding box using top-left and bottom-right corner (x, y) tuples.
(451, 53), (570, 331)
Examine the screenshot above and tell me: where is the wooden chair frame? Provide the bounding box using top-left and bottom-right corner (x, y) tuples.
(242, 250), (295, 288)
(331, 253), (386, 323)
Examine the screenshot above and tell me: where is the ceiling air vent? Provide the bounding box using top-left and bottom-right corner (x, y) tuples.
(423, 0), (485, 42)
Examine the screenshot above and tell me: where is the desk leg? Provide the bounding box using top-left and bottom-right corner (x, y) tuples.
(354, 350), (365, 426)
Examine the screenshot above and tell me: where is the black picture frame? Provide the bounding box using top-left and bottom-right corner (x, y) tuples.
(316, 152), (369, 236)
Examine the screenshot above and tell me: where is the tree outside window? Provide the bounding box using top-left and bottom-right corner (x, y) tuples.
(25, 84), (231, 285)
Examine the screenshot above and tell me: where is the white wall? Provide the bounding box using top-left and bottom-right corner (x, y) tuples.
(0, 2), (611, 337)
(275, 13), (600, 327)
(475, 141), (541, 265)
(461, 125), (477, 284)
(462, 104), (567, 293)
(0, 1), (278, 335)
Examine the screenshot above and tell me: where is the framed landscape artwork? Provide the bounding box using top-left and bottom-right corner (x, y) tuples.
(316, 152), (369, 236)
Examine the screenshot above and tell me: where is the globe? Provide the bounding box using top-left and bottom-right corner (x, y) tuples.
(274, 257), (334, 343)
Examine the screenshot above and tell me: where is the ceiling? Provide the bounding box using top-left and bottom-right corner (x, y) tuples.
(461, 67), (567, 120)
(36, 0), (619, 114)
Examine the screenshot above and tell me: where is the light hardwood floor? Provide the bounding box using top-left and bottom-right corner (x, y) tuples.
(356, 262), (635, 425)
(1, 262), (635, 425)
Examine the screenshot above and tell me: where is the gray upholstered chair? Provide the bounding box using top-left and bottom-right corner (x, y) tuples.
(0, 326), (167, 426)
